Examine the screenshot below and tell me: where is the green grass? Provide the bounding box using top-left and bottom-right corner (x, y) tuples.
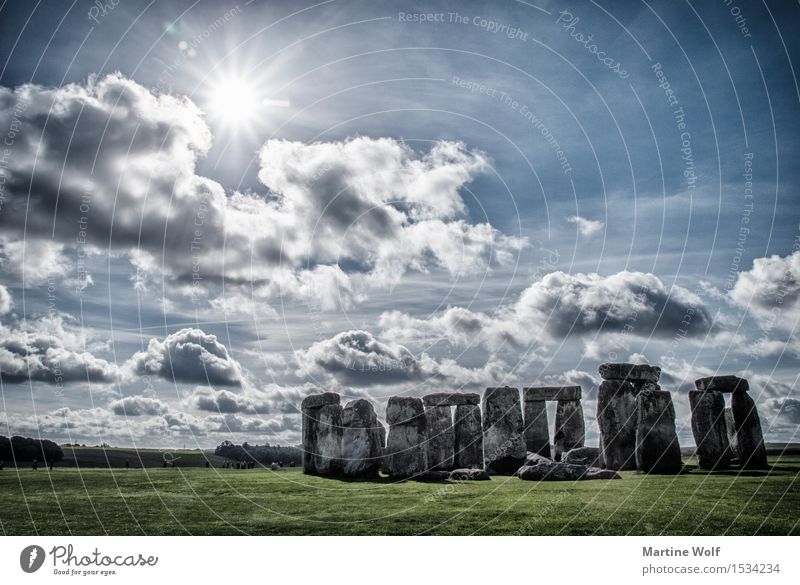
(1, 456), (798, 535)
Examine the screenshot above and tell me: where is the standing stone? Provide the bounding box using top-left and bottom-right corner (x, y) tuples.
(426, 406), (455, 470)
(731, 392), (768, 469)
(597, 380), (638, 470)
(314, 403), (343, 475)
(341, 399), (384, 477)
(523, 400), (550, 458)
(454, 403), (483, 469)
(553, 400), (585, 461)
(635, 389), (682, 474)
(598, 363), (661, 383)
(689, 390), (731, 470)
(482, 387), (526, 473)
(382, 397), (427, 478)
(301, 392), (340, 474)
(724, 407), (739, 461)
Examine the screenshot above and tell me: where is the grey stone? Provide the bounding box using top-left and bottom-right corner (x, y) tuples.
(523, 399), (551, 458)
(598, 363), (661, 382)
(635, 390), (682, 474)
(694, 375), (749, 393)
(632, 381), (661, 394)
(561, 446), (601, 467)
(418, 470), (451, 481)
(385, 396), (425, 425)
(426, 405), (455, 470)
(597, 380), (638, 470)
(553, 399), (585, 460)
(422, 392), (480, 407)
(482, 387), (526, 474)
(516, 457), (621, 481)
(341, 399), (384, 477)
(523, 386), (581, 401)
(724, 408), (739, 461)
(301, 392), (341, 410)
(689, 390), (731, 470)
(382, 396), (427, 478)
(454, 404), (484, 469)
(731, 392), (768, 469)
(314, 403), (343, 475)
(449, 468), (491, 481)
(302, 392), (341, 474)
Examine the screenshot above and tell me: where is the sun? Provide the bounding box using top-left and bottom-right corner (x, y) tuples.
(205, 76), (261, 127)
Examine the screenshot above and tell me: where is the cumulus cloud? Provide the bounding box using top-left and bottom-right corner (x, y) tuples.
(295, 329), (509, 387)
(109, 395), (170, 416)
(0, 315), (120, 384)
(380, 270), (714, 351)
(730, 251), (800, 326)
(0, 75), (524, 307)
(567, 215), (604, 237)
(126, 328), (243, 386)
(0, 284), (11, 315)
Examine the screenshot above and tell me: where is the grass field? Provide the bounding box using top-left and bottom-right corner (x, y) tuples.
(1, 455), (798, 536)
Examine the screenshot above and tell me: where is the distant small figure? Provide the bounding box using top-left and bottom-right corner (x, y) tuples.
(205, 461), (210, 468)
(290, 461), (296, 468)
(163, 461), (167, 468)
(0, 460), (4, 471)
(125, 459), (130, 470)
(32, 459), (38, 471)
(49, 459), (54, 471)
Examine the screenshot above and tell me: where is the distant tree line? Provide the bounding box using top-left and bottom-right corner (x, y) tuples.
(214, 440), (302, 465)
(0, 435), (64, 462)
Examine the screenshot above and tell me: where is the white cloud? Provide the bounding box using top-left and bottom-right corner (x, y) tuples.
(0, 75), (524, 308)
(0, 315), (120, 385)
(295, 329), (510, 388)
(380, 270), (714, 352)
(0, 285), (11, 315)
(109, 395), (171, 416)
(567, 215), (604, 237)
(730, 251), (800, 326)
(126, 328), (243, 386)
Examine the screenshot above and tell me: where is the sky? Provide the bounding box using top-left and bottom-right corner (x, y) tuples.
(0, 0), (798, 449)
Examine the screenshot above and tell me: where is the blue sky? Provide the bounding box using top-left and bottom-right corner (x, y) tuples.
(0, 0), (798, 448)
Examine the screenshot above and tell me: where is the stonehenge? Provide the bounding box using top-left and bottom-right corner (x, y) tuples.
(341, 399), (384, 477)
(482, 387), (526, 474)
(383, 396), (428, 478)
(298, 370), (768, 480)
(597, 379), (638, 470)
(522, 386), (585, 461)
(689, 375), (766, 469)
(635, 389), (682, 474)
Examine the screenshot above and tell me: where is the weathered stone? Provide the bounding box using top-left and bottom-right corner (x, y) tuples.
(449, 468), (491, 481)
(385, 396), (425, 425)
(482, 387), (526, 474)
(597, 380), (638, 470)
(454, 404), (483, 469)
(689, 390), (731, 470)
(632, 381), (661, 394)
(561, 446), (601, 467)
(314, 403), (343, 475)
(523, 399), (550, 458)
(418, 470), (451, 481)
(516, 458), (621, 481)
(422, 392), (480, 407)
(302, 392), (341, 474)
(598, 363), (661, 382)
(695, 375), (749, 393)
(724, 408), (739, 461)
(523, 386), (581, 402)
(635, 390), (682, 474)
(426, 406), (455, 470)
(301, 392), (340, 410)
(382, 396), (427, 478)
(731, 392), (768, 469)
(553, 399), (585, 460)
(341, 399), (384, 477)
